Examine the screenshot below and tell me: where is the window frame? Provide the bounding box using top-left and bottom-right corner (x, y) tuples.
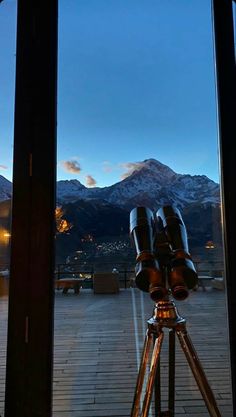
(4, 0), (236, 416)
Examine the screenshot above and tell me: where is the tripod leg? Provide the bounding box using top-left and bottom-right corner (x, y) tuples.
(141, 330), (164, 417)
(154, 335), (161, 417)
(176, 328), (221, 417)
(131, 330), (153, 417)
(168, 329), (175, 417)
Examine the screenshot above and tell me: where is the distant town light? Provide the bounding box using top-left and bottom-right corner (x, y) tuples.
(205, 240), (215, 249)
(81, 234), (94, 242)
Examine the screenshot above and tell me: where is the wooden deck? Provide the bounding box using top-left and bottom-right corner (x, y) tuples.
(0, 288), (234, 417)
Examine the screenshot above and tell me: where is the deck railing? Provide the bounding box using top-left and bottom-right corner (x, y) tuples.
(54, 260), (224, 289)
(0, 259), (225, 292)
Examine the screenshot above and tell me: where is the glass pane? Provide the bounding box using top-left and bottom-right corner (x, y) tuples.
(233, 1), (236, 51)
(0, 1), (16, 415)
(54, 1), (233, 416)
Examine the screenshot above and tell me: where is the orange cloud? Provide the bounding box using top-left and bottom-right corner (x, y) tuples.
(102, 161), (113, 173)
(0, 164), (7, 171)
(85, 175), (97, 187)
(61, 160), (81, 174)
(120, 161), (145, 180)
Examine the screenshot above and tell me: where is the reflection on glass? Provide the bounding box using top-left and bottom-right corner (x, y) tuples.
(0, 0), (17, 415)
(233, 2), (236, 53)
(54, 1), (233, 416)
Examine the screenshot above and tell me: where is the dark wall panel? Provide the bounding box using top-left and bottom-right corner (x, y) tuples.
(212, 0), (236, 413)
(5, 2), (58, 417)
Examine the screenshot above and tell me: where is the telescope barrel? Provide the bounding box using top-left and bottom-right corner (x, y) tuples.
(130, 207), (167, 301)
(130, 206), (156, 256)
(156, 205), (198, 300)
(156, 206), (188, 250)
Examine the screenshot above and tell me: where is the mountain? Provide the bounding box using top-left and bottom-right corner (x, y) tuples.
(56, 179), (88, 202)
(57, 198), (129, 237)
(0, 175), (12, 202)
(54, 159), (221, 262)
(55, 197), (222, 263)
(0, 159), (220, 209)
(0, 160), (222, 264)
(57, 159), (220, 210)
(55, 199), (130, 263)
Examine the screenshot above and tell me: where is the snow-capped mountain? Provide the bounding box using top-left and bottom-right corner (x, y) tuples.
(0, 175), (12, 202)
(0, 159), (220, 210)
(56, 179), (88, 202)
(0, 160), (222, 264)
(57, 159), (220, 210)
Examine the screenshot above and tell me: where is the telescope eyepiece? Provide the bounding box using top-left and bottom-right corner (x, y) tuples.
(149, 282), (168, 302)
(171, 284), (189, 301)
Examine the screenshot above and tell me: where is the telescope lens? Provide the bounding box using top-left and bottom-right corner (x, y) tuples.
(130, 207), (167, 300)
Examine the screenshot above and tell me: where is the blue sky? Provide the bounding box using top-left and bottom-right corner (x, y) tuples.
(1, 0), (220, 187)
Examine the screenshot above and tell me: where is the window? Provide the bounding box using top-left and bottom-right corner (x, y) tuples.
(54, 2), (233, 416)
(0, 1), (16, 415)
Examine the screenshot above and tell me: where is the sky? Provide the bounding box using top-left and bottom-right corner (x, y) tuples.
(0, 0), (223, 187)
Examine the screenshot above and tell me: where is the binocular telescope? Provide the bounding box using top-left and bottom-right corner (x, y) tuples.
(130, 205), (198, 302)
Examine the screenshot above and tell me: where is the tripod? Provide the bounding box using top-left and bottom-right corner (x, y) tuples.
(130, 296), (222, 417)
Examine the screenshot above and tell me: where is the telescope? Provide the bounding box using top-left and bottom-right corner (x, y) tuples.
(129, 205), (222, 417)
(130, 204), (198, 301)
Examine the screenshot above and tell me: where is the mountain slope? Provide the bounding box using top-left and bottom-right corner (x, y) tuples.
(0, 175), (12, 202)
(57, 159), (220, 210)
(0, 160), (222, 264)
(0, 159), (220, 211)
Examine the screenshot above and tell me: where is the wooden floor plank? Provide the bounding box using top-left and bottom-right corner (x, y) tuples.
(0, 288), (234, 416)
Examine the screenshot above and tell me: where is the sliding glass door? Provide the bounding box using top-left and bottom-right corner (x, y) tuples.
(53, 1), (234, 416)
(2, 1), (235, 416)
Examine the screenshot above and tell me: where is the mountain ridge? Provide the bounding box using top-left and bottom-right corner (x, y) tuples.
(56, 158), (220, 210)
(0, 159), (222, 264)
(0, 175), (12, 202)
(0, 159), (220, 211)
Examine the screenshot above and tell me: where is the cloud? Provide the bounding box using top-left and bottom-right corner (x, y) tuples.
(61, 160), (81, 174)
(102, 161), (113, 173)
(0, 164), (7, 171)
(120, 161), (145, 180)
(85, 175), (97, 187)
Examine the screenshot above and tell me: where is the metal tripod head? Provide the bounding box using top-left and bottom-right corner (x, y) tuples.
(130, 205), (198, 302)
